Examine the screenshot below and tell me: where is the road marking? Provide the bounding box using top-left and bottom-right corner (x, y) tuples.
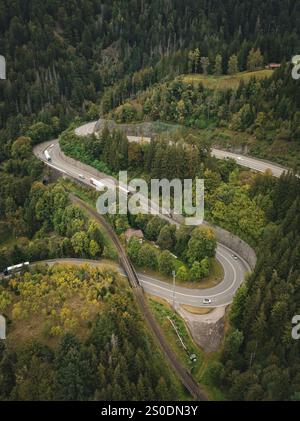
(139, 247), (237, 300)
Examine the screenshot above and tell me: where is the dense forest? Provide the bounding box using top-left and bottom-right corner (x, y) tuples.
(217, 173), (300, 400)
(0, 178), (115, 272)
(1, 0), (300, 144)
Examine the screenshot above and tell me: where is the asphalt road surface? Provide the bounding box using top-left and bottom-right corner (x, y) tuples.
(211, 148), (288, 178)
(138, 242), (248, 307)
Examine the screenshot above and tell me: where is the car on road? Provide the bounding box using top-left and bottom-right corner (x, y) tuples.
(78, 174), (85, 179)
(44, 150), (51, 162)
(231, 254), (238, 260)
(202, 298), (212, 304)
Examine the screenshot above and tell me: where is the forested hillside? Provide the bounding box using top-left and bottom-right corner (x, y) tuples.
(218, 173), (300, 400)
(107, 65), (300, 169)
(0, 265), (182, 400)
(0, 178), (116, 273)
(1, 0), (300, 145)
(112, 67), (300, 139)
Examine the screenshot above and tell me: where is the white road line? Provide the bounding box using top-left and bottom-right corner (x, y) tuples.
(139, 247), (236, 299)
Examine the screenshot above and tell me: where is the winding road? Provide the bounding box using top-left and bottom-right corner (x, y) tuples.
(34, 134), (250, 308)
(33, 119), (288, 308)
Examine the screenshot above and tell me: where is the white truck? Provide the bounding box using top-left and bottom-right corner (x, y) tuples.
(90, 178), (107, 190)
(4, 261), (30, 276)
(118, 182), (135, 196)
(44, 149), (51, 162)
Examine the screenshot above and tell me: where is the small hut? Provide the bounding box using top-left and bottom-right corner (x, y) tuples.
(266, 63), (281, 70)
(125, 228), (144, 244)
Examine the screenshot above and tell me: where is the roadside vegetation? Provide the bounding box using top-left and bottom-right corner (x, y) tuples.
(148, 296), (224, 401)
(136, 255), (223, 289)
(125, 222), (217, 284)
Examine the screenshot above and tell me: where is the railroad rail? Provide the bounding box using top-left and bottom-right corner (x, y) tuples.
(69, 193), (208, 401)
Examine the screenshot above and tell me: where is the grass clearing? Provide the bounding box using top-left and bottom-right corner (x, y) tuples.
(182, 69), (274, 90)
(60, 178), (98, 208)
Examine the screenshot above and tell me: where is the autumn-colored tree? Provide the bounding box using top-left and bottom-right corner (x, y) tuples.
(228, 54), (239, 75)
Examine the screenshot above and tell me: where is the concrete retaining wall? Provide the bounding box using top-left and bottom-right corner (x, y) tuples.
(177, 306), (226, 353)
(94, 118), (179, 138)
(58, 149), (116, 184)
(48, 167), (63, 182)
(58, 150), (99, 177)
(204, 222), (257, 270)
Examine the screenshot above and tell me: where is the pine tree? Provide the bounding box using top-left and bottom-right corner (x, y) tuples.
(155, 377), (170, 400)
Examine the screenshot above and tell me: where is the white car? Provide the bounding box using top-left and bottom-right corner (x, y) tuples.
(78, 174), (85, 179)
(232, 254), (238, 260)
(202, 298), (212, 305)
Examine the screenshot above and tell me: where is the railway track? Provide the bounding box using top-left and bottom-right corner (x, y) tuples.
(69, 193), (208, 401)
